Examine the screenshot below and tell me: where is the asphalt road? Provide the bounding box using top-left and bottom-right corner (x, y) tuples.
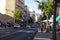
(0, 28), (20, 38)
(0, 27), (38, 40)
(1, 32), (30, 40)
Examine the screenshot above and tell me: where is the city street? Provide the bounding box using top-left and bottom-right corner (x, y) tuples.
(0, 27), (20, 38)
(0, 27), (38, 40)
(0, 26), (60, 40)
(0, 0), (60, 40)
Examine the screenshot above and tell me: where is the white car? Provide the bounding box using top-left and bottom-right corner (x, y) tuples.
(26, 25), (31, 28)
(14, 24), (20, 29)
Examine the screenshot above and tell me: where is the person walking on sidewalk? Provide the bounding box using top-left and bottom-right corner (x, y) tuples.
(41, 27), (43, 32)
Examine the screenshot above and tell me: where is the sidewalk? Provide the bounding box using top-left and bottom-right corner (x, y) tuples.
(33, 29), (52, 40)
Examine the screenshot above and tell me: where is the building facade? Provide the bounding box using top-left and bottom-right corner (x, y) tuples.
(0, 0), (25, 23)
(35, 13), (40, 22)
(28, 8), (35, 21)
(23, 5), (30, 21)
(56, 3), (60, 16)
(0, 0), (6, 14)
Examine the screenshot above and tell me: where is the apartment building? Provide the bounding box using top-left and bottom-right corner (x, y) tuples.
(6, 0), (24, 17)
(0, 0), (25, 23)
(28, 8), (35, 22)
(35, 13), (40, 22)
(23, 5), (31, 25)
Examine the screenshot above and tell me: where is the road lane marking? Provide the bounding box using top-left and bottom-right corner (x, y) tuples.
(34, 38), (51, 40)
(18, 30), (35, 33)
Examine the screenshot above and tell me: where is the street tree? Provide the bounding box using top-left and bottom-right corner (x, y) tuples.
(38, 13), (47, 21)
(38, 14), (43, 20)
(36, 0), (54, 30)
(14, 9), (22, 23)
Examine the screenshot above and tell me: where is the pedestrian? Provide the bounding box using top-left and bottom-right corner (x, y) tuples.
(41, 27), (43, 32)
(49, 26), (51, 31)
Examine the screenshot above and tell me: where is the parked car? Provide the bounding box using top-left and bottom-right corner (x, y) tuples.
(26, 25), (31, 28)
(14, 24), (20, 29)
(6, 22), (13, 27)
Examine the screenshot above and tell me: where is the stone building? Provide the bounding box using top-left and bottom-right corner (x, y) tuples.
(0, 0), (25, 23)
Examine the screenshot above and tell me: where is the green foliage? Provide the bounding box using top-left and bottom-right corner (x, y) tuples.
(14, 9), (22, 21)
(41, 14), (47, 20)
(38, 14), (43, 20)
(38, 13), (47, 20)
(36, 0), (54, 29)
(36, 0), (54, 18)
(44, 0), (54, 16)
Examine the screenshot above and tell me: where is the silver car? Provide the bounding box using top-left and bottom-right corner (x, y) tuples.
(14, 24), (20, 29)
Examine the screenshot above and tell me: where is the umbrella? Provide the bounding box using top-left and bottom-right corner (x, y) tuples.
(56, 15), (60, 22)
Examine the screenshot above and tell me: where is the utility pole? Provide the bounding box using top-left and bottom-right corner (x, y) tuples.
(52, 0), (57, 40)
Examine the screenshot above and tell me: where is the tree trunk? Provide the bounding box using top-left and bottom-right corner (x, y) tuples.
(46, 15), (49, 32)
(46, 15), (49, 29)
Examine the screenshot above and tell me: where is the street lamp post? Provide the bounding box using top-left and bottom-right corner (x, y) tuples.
(52, 0), (57, 40)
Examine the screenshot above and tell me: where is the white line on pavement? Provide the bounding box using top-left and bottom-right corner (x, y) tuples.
(34, 38), (51, 40)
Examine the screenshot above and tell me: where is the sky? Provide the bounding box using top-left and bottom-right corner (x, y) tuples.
(25, 0), (42, 14)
